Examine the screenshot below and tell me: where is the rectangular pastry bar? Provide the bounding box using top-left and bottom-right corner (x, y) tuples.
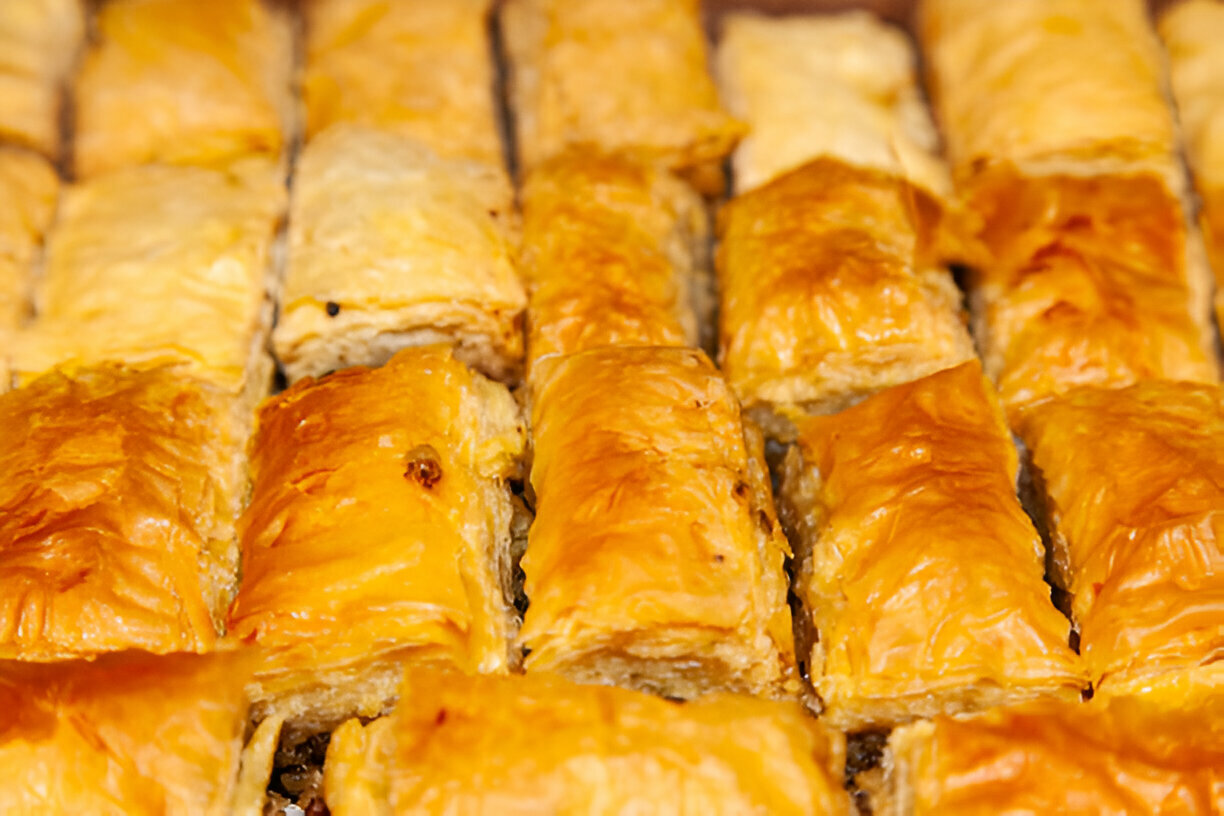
(519, 346), (798, 699)
(0, 651), (278, 815)
(14, 157), (285, 414)
(501, 0), (743, 193)
(225, 347), (524, 740)
(716, 11), (953, 199)
(519, 150), (710, 376)
(72, 0), (293, 177)
(0, 147), (58, 338)
(919, 0), (1218, 415)
(0, 0), (84, 161)
(883, 684), (1224, 815)
(1161, 0), (1224, 330)
(780, 362), (1084, 730)
(271, 125), (525, 384)
(0, 365), (241, 660)
(323, 670), (855, 816)
(1016, 380), (1224, 695)
(302, 0), (503, 167)
(717, 158), (976, 437)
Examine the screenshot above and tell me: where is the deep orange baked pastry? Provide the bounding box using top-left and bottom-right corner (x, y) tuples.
(501, 0), (743, 194)
(520, 150), (710, 376)
(717, 158), (975, 438)
(1162, 0), (1224, 331)
(271, 125), (525, 384)
(15, 157), (285, 413)
(0, 364), (241, 660)
(226, 347), (524, 740)
(0, 147), (58, 339)
(780, 362), (1084, 730)
(1016, 379), (1224, 694)
(302, 0), (503, 167)
(0, 650), (278, 815)
(0, 0), (84, 161)
(519, 346), (798, 699)
(73, 0), (293, 177)
(883, 680), (1224, 815)
(919, 0), (1217, 415)
(324, 670), (855, 816)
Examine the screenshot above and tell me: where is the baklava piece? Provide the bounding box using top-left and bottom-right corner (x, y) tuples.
(0, 0), (84, 160)
(501, 0), (743, 193)
(0, 364), (241, 660)
(519, 347), (798, 699)
(323, 670), (854, 816)
(226, 347), (524, 741)
(780, 362), (1085, 730)
(272, 125), (525, 383)
(72, 0), (293, 177)
(0, 147), (58, 344)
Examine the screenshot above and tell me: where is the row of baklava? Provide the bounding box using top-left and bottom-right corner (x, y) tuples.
(2, 0), (1224, 813)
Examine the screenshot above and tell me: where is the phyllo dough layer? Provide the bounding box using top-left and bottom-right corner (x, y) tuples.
(15, 157), (285, 409)
(273, 125), (525, 384)
(0, 0), (84, 160)
(0, 147), (58, 336)
(780, 362), (1084, 730)
(884, 683), (1224, 815)
(520, 151), (709, 375)
(227, 347), (524, 740)
(519, 346), (798, 699)
(323, 670), (855, 816)
(0, 651), (275, 816)
(1162, 0), (1224, 330)
(716, 11), (952, 199)
(302, 0), (503, 166)
(1017, 380), (1224, 694)
(717, 158), (975, 435)
(501, 0), (742, 193)
(0, 365), (240, 660)
(72, 0), (293, 177)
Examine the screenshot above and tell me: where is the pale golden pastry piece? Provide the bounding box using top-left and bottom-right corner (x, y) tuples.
(0, 364), (240, 660)
(716, 11), (952, 198)
(520, 151), (709, 376)
(520, 347), (798, 699)
(0, 0), (84, 160)
(501, 0), (743, 194)
(882, 681), (1224, 816)
(968, 171), (1218, 416)
(919, 0), (1181, 186)
(0, 651), (277, 815)
(779, 362), (1084, 731)
(273, 125), (525, 384)
(1162, 0), (1224, 330)
(324, 670), (855, 816)
(0, 147), (58, 335)
(302, 0), (502, 167)
(718, 159), (975, 437)
(15, 157), (285, 414)
(226, 347), (524, 741)
(1016, 380), (1224, 695)
(73, 0), (292, 178)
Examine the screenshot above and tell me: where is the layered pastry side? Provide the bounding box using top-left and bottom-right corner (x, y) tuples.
(0, 0), (84, 161)
(779, 362), (1086, 731)
(0, 364), (242, 659)
(501, 0), (744, 194)
(1162, 0), (1224, 334)
(919, 0), (1218, 418)
(714, 12), (976, 438)
(0, 651), (279, 815)
(881, 679), (1224, 815)
(72, 0), (293, 177)
(1017, 380), (1224, 696)
(225, 347), (525, 744)
(518, 346), (799, 700)
(323, 670), (855, 816)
